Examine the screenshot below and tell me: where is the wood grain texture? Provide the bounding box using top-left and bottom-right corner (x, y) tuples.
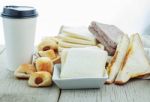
(59, 78), (150, 102)
(0, 49), (60, 102)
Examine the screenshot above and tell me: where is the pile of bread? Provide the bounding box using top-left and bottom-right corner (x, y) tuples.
(14, 38), (60, 87)
(14, 21), (150, 88)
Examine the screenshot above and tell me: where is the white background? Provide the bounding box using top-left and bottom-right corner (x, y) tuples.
(0, 0), (150, 45)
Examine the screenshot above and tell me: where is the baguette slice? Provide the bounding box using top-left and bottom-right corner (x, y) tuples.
(115, 34), (150, 84)
(106, 35), (129, 84)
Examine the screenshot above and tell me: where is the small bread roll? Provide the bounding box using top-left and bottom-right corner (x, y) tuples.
(14, 64), (36, 79)
(38, 49), (57, 60)
(28, 71), (52, 87)
(37, 39), (58, 53)
(35, 57), (53, 74)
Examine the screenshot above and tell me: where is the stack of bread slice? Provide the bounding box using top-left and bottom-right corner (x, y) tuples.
(106, 33), (150, 84)
(56, 26), (106, 55)
(57, 26), (97, 48)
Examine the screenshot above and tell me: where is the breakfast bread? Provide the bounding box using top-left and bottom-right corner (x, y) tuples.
(37, 39), (58, 53)
(28, 71), (52, 87)
(106, 35), (129, 84)
(115, 34), (150, 84)
(38, 49), (57, 60)
(14, 64), (36, 79)
(35, 57), (53, 74)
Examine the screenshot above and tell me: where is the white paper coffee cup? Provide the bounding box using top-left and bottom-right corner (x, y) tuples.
(1, 6), (38, 71)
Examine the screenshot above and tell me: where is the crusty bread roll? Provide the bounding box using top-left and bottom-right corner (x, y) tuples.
(35, 57), (53, 74)
(38, 49), (57, 60)
(14, 64), (36, 79)
(28, 71), (52, 87)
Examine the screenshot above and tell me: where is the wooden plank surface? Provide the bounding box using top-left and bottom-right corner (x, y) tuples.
(59, 76), (150, 102)
(0, 47), (60, 102)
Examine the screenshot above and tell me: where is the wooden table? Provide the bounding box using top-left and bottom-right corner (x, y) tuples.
(0, 46), (150, 102)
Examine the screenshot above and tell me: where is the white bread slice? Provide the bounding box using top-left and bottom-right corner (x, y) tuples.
(58, 41), (92, 48)
(106, 35), (129, 84)
(58, 34), (96, 45)
(61, 49), (69, 67)
(115, 34), (150, 84)
(60, 47), (108, 78)
(59, 26), (96, 42)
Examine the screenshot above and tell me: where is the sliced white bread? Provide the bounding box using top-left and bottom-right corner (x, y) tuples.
(58, 34), (96, 45)
(59, 26), (96, 42)
(115, 34), (150, 84)
(106, 35), (129, 84)
(58, 41), (92, 48)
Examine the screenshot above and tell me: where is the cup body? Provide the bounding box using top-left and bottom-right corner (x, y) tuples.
(2, 17), (37, 71)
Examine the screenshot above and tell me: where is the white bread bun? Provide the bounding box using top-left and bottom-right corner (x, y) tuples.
(14, 64), (36, 79)
(28, 71), (52, 87)
(35, 57), (53, 74)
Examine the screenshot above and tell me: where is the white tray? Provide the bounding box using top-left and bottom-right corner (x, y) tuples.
(52, 64), (108, 89)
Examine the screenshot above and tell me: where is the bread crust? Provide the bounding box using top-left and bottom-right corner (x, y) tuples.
(14, 64), (36, 79)
(35, 57), (53, 74)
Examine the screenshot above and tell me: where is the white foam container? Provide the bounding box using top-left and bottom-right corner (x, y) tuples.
(52, 64), (108, 89)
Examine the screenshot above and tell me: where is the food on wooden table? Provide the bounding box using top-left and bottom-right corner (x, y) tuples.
(28, 71), (52, 87)
(14, 64), (36, 79)
(89, 21), (124, 55)
(60, 47), (108, 78)
(106, 35), (129, 84)
(115, 34), (150, 84)
(38, 49), (57, 60)
(35, 57), (53, 74)
(37, 38), (58, 53)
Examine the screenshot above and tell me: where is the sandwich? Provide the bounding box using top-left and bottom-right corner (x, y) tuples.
(115, 34), (150, 84)
(106, 35), (129, 84)
(89, 21), (124, 55)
